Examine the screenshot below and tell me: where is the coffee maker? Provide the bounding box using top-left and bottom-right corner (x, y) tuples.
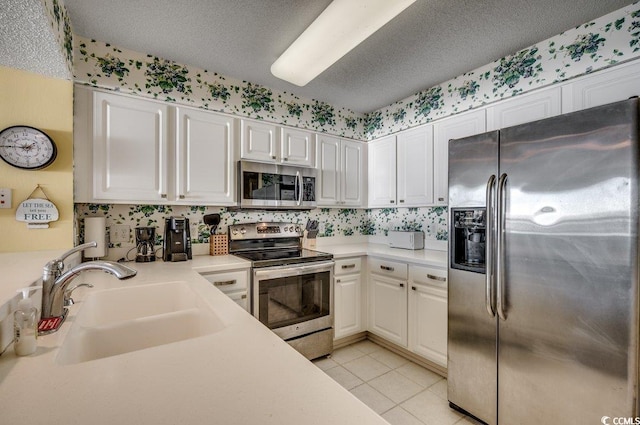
(163, 216), (192, 262)
(135, 227), (156, 262)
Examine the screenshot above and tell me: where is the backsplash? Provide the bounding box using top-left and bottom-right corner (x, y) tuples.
(75, 204), (448, 259)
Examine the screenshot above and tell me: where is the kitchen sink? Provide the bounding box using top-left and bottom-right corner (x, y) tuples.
(74, 281), (203, 327)
(56, 281), (225, 365)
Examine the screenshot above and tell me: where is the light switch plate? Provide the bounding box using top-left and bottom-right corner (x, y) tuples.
(0, 188), (11, 209)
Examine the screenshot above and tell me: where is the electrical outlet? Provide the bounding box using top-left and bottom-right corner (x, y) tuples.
(111, 225), (130, 243)
(0, 188), (11, 209)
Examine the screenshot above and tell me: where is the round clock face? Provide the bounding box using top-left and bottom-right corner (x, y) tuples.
(0, 126), (57, 170)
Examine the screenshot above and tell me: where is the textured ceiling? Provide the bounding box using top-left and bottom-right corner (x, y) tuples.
(1, 0), (71, 79)
(63, 0), (633, 113)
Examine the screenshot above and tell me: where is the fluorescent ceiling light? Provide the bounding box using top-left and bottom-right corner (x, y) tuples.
(271, 0), (417, 86)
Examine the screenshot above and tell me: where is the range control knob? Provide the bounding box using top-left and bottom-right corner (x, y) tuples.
(295, 226), (301, 232)
(240, 227), (246, 234)
(231, 229), (238, 235)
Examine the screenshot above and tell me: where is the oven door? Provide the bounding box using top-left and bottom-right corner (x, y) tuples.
(253, 261), (334, 340)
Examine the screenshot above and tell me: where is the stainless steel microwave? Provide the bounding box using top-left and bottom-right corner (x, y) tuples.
(236, 160), (317, 210)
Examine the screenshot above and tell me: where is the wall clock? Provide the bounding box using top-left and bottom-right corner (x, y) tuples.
(0, 126), (57, 170)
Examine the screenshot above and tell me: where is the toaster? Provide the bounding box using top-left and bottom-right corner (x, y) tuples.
(388, 231), (424, 250)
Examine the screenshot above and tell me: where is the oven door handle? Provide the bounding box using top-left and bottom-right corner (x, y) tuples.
(253, 261), (335, 280)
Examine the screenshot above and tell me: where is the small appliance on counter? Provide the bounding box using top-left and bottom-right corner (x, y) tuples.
(388, 230), (424, 250)
(163, 216), (192, 262)
(135, 226), (156, 262)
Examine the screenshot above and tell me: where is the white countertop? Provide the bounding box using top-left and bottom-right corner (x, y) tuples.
(0, 242), (447, 424)
(0, 257), (388, 425)
(319, 242), (447, 269)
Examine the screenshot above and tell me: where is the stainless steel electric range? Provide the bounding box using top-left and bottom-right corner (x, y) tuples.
(228, 222), (334, 360)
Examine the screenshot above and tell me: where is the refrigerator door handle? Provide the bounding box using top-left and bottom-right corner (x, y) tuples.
(496, 173), (508, 321)
(485, 174), (496, 317)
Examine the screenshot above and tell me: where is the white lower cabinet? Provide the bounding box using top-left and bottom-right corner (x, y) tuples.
(368, 258), (408, 347)
(408, 265), (448, 367)
(199, 269), (249, 311)
(334, 257), (364, 339)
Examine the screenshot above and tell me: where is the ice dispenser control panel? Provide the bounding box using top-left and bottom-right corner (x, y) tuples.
(451, 208), (486, 273)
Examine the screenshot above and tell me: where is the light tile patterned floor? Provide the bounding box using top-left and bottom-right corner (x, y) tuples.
(313, 340), (481, 425)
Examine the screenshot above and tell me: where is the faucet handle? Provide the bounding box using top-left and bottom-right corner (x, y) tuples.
(64, 283), (94, 307)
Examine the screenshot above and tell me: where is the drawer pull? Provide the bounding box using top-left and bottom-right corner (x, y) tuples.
(380, 265), (395, 272)
(427, 274), (446, 282)
(341, 264), (356, 269)
(214, 279), (236, 286)
(241, 294), (247, 299)
(336, 279), (341, 283)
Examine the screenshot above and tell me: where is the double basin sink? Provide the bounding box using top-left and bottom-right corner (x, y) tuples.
(56, 281), (225, 365)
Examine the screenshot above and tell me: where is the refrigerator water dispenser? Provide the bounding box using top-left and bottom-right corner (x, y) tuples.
(451, 208), (486, 273)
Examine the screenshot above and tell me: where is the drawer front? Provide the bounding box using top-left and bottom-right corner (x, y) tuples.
(201, 270), (248, 293)
(369, 257), (408, 280)
(334, 257), (362, 276)
(410, 265), (447, 289)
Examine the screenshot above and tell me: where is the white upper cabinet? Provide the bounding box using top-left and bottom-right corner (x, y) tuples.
(433, 109), (486, 205)
(281, 127), (314, 167)
(93, 90), (169, 202)
(341, 140), (365, 206)
(240, 120), (278, 162)
(367, 135), (397, 207)
(397, 125), (434, 206)
(486, 86), (562, 131)
(241, 119), (314, 167)
(562, 60), (640, 113)
(76, 87), (237, 205)
(317, 134), (365, 207)
(175, 107), (235, 205)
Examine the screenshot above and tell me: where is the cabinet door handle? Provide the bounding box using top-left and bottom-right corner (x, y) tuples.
(399, 283), (405, 288)
(341, 264), (356, 269)
(411, 286), (416, 291)
(241, 294), (247, 299)
(283, 157), (288, 161)
(213, 279), (236, 286)
(399, 199), (404, 203)
(272, 155), (277, 159)
(179, 195), (185, 199)
(438, 197), (445, 202)
(161, 194), (167, 198)
(380, 265), (395, 272)
(336, 279), (341, 283)
(390, 200), (395, 204)
(427, 274), (446, 282)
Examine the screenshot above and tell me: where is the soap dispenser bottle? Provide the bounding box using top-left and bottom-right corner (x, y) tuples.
(14, 287), (40, 356)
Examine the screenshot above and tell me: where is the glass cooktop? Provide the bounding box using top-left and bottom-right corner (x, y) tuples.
(233, 248), (333, 268)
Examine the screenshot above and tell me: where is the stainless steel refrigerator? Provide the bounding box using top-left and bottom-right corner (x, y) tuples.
(447, 98), (639, 424)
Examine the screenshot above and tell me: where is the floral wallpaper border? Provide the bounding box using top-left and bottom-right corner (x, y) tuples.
(42, 0), (73, 77)
(73, 36), (366, 140)
(71, 3), (640, 141)
(363, 2), (640, 138)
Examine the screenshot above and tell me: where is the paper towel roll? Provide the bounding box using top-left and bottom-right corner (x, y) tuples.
(84, 216), (107, 258)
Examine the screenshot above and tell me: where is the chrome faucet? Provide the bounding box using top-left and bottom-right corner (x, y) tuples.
(40, 242), (137, 334)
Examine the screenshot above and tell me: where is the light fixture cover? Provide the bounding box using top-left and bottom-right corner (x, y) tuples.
(271, 0), (417, 86)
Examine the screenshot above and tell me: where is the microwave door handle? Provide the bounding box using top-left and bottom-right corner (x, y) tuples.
(295, 171), (302, 206)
